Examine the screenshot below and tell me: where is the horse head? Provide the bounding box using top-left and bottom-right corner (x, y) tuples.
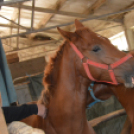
(57, 19), (134, 88)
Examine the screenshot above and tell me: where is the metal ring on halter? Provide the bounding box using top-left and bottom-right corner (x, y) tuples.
(81, 57), (89, 63)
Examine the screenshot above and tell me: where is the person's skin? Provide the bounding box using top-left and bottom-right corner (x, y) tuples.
(37, 103), (47, 118)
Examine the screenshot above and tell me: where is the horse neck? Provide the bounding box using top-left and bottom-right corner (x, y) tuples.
(111, 85), (130, 106)
(47, 43), (90, 133)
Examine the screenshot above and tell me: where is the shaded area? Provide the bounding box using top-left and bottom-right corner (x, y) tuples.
(86, 96), (126, 134)
(27, 73), (44, 101)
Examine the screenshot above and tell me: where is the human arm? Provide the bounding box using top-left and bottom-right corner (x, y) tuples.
(2, 103), (46, 123)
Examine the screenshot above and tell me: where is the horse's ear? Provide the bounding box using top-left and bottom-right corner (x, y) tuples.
(57, 27), (75, 41)
(75, 19), (84, 30)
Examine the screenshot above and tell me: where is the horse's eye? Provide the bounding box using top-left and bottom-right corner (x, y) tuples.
(92, 46), (101, 52)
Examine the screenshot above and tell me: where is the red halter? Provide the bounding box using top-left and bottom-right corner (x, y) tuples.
(70, 42), (133, 85)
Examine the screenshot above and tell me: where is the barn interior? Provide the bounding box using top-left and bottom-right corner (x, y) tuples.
(0, 0), (134, 134)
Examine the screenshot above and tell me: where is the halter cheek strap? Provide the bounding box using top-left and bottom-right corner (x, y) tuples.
(70, 42), (133, 85)
(87, 82), (104, 109)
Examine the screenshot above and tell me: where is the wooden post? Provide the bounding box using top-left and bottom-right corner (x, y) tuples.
(6, 53), (19, 64)
(124, 10), (134, 50)
(9, 56), (46, 79)
(124, 27), (134, 50)
(0, 93), (9, 134)
(89, 109), (126, 127)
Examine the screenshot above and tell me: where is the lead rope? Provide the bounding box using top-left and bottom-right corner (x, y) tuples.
(87, 82), (105, 109)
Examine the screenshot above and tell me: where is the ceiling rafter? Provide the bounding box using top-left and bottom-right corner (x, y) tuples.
(5, 3), (122, 26)
(0, 23), (29, 29)
(0, 0), (31, 6)
(84, 0), (107, 14)
(6, 4), (88, 18)
(9, 7), (20, 46)
(5, 24), (121, 56)
(2, 6), (131, 40)
(108, 2), (134, 20)
(21, 49), (56, 59)
(0, 14), (29, 30)
(19, 24), (122, 60)
(69, 0), (107, 32)
(28, 0), (67, 39)
(36, 0), (67, 29)
(5, 39), (59, 53)
(5, 4), (119, 23)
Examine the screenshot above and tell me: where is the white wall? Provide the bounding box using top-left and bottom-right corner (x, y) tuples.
(109, 32), (128, 51)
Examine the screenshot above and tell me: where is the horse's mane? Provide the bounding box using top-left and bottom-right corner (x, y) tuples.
(38, 41), (67, 107)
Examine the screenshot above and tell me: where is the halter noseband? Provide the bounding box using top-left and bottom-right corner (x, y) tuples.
(70, 42), (133, 85)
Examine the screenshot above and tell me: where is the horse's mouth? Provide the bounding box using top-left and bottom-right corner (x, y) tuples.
(124, 77), (134, 88)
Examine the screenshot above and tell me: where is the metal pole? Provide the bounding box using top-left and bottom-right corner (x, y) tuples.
(5, 40), (58, 53)
(21, 49), (56, 61)
(1, 7), (134, 39)
(96, 25), (122, 32)
(17, 4), (21, 49)
(0, 0), (31, 6)
(0, 14), (29, 30)
(21, 49), (57, 58)
(31, 0), (35, 31)
(8, 4), (88, 18)
(0, 23), (30, 29)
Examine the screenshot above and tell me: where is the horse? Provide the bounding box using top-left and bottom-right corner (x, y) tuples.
(101, 84), (134, 134)
(21, 19), (134, 134)
(86, 81), (134, 134)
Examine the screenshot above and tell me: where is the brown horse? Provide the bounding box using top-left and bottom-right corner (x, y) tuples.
(87, 83), (134, 134)
(86, 70), (134, 134)
(106, 85), (134, 134)
(22, 20), (134, 134)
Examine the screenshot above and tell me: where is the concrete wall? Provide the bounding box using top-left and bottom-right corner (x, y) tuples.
(15, 84), (32, 104)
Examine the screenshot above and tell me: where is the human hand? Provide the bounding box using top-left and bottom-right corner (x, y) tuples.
(37, 103), (47, 118)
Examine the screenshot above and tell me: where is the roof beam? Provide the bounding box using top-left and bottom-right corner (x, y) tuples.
(0, 0), (31, 6)
(6, 4), (87, 18)
(5, 40), (59, 53)
(36, 0), (67, 29)
(84, 0), (107, 14)
(5, 4), (121, 24)
(28, 0), (67, 40)
(0, 23), (29, 29)
(5, 25), (122, 54)
(0, 14), (29, 30)
(69, 0), (107, 32)
(20, 49), (56, 59)
(1, 6), (133, 39)
(108, 2), (134, 20)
